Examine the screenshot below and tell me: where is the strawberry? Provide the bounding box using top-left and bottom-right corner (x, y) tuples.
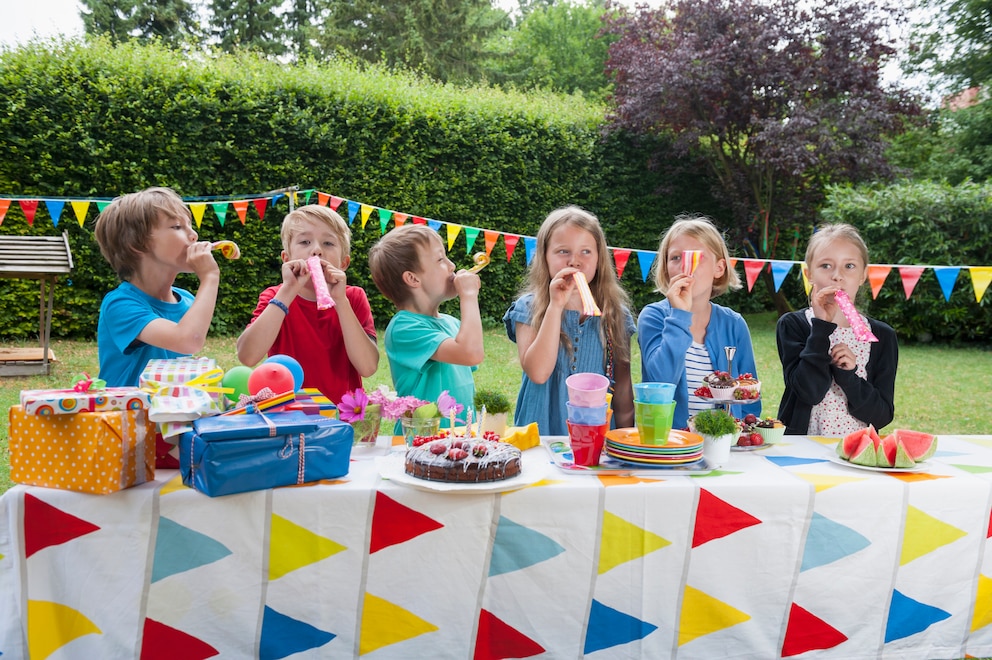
(472, 444), (488, 457)
(737, 434), (752, 446)
(744, 413), (758, 425)
(749, 432), (763, 445)
(429, 442), (447, 455)
(447, 448), (468, 461)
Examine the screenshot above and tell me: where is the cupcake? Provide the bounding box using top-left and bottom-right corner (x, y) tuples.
(703, 371), (737, 400)
(734, 373), (761, 400)
(754, 417), (786, 444)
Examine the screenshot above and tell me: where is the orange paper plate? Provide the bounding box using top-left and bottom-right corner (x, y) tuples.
(605, 428), (703, 450)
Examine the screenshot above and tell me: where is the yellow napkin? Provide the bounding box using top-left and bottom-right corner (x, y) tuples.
(501, 423), (540, 451)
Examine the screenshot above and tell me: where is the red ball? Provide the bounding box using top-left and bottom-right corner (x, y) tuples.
(247, 362), (295, 396)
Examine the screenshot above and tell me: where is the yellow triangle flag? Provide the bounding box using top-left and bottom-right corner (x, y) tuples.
(159, 473), (188, 496)
(900, 505), (967, 565)
(972, 574), (992, 632)
(189, 203), (207, 229)
(29, 600), (101, 658)
(598, 510), (670, 574)
(678, 585), (750, 645)
(360, 204), (374, 229)
(793, 472), (866, 493)
(969, 267), (992, 302)
(269, 513), (346, 580)
(801, 264), (811, 296)
(446, 223), (462, 251)
(71, 201), (91, 227)
(360, 593), (438, 655)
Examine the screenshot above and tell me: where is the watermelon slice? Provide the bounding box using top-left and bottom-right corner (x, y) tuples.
(891, 429), (937, 462)
(839, 427), (868, 459)
(848, 434), (877, 467)
(877, 435), (896, 468)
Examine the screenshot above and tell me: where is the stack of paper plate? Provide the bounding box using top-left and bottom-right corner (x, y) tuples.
(605, 428), (704, 465)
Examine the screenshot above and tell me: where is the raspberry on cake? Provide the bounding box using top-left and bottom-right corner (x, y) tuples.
(404, 433), (522, 483)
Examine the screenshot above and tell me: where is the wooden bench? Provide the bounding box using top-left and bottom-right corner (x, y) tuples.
(0, 232), (74, 375)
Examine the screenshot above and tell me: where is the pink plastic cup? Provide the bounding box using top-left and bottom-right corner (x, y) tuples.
(565, 372), (610, 408)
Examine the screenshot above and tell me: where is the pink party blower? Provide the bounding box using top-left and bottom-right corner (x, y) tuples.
(307, 256), (335, 310)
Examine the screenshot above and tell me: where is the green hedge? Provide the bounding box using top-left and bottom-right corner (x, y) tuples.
(820, 180), (992, 344)
(0, 38), (728, 339)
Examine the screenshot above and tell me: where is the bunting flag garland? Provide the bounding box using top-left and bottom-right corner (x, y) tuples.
(2, 188), (991, 303)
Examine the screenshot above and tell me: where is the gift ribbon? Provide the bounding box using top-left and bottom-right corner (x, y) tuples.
(142, 367), (233, 397)
(278, 433), (307, 484)
(222, 389), (296, 416)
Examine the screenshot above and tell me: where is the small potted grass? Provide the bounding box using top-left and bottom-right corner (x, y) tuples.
(689, 408), (740, 468)
(474, 389), (512, 437)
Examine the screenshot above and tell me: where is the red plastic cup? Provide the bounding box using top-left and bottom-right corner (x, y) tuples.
(567, 420), (608, 466)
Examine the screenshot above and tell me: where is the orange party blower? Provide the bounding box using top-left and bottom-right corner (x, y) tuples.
(681, 250), (702, 276)
(573, 271), (601, 316)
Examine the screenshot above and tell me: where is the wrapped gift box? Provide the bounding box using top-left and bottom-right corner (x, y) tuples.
(180, 412), (353, 497)
(8, 405), (156, 494)
(20, 387), (150, 416)
(276, 387), (338, 418)
(140, 357), (228, 421)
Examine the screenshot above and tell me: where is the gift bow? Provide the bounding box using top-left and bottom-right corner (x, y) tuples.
(236, 387), (275, 410)
(71, 372), (107, 393)
(142, 367), (233, 397)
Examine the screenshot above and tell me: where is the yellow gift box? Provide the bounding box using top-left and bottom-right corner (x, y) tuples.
(8, 405), (156, 494)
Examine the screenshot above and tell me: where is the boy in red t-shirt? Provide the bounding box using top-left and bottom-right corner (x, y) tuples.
(237, 205), (379, 401)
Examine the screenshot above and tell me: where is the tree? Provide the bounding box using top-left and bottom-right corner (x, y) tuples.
(132, 0), (202, 44)
(602, 0), (920, 310)
(209, 0), (286, 56)
(318, 0), (508, 83)
(484, 0), (616, 99)
(908, 0), (992, 91)
(81, 0), (140, 43)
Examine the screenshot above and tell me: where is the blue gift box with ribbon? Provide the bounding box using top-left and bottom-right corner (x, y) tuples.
(179, 411), (353, 497)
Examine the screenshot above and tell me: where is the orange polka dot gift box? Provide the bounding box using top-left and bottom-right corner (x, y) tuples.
(7, 405), (156, 495)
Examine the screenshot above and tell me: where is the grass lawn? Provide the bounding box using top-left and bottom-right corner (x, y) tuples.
(2, 311), (991, 494)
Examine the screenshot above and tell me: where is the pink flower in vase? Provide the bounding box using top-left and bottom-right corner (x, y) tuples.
(338, 388), (369, 423)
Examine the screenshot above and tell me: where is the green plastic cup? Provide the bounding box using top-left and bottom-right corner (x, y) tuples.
(635, 401), (676, 445)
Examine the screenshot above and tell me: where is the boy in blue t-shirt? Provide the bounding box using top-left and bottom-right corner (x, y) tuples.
(368, 224), (483, 423)
(95, 187), (220, 387)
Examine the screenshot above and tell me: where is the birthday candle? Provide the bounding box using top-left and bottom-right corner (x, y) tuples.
(681, 250), (702, 276)
(834, 290), (878, 342)
(211, 240), (241, 260)
(573, 272), (602, 316)
(307, 256), (335, 310)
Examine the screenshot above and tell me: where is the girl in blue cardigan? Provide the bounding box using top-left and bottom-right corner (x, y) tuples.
(638, 215), (760, 430)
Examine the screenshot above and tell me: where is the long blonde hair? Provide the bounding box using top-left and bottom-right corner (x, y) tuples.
(521, 206), (632, 363)
(652, 214), (741, 298)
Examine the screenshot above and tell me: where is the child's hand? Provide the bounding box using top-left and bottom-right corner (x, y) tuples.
(323, 262), (349, 305)
(811, 285), (839, 322)
(453, 269), (481, 297)
(549, 267), (578, 309)
(280, 259), (311, 297)
(666, 272), (694, 311)
(186, 241), (220, 279)
(830, 342), (856, 371)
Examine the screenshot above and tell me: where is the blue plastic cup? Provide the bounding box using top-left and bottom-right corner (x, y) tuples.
(566, 401), (609, 425)
(634, 382), (676, 404)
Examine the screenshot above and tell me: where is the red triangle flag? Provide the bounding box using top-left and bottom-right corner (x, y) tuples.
(898, 266), (925, 300)
(474, 609), (546, 660)
(19, 199), (39, 226)
(743, 259), (765, 292)
(369, 491), (443, 553)
(412, 216), (426, 225)
(317, 191), (330, 207)
(24, 493), (100, 558)
(329, 196), (344, 211)
(252, 199), (267, 222)
(692, 488), (762, 547)
(484, 230), (499, 256)
(781, 603), (848, 656)
(504, 235), (520, 262)
(141, 618), (219, 660)
(613, 249), (631, 279)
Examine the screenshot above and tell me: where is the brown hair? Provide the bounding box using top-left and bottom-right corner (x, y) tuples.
(652, 214), (741, 298)
(520, 205), (633, 363)
(94, 186), (191, 281)
(369, 224), (444, 307)
(280, 205), (351, 256)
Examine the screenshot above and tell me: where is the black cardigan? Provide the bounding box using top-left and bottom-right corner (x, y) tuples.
(776, 311), (897, 435)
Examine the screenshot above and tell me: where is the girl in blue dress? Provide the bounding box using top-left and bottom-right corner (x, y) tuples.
(503, 206), (635, 435)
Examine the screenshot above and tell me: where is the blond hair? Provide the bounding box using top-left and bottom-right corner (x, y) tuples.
(521, 205), (632, 363)
(280, 205), (351, 256)
(94, 186), (192, 281)
(805, 223), (869, 270)
(369, 224), (444, 307)
(652, 214), (741, 298)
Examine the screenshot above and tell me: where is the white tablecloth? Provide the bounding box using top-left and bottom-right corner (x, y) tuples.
(2, 435), (992, 659)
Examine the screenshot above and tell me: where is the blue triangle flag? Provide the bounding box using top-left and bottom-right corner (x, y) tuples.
(151, 517), (232, 582)
(637, 250), (656, 282)
(489, 516), (565, 577)
(584, 599), (658, 654)
(44, 200), (65, 227)
(346, 200), (359, 225)
(523, 237), (537, 266)
(770, 260), (793, 292)
(427, 219), (442, 233)
(885, 590), (951, 642)
(801, 512), (870, 572)
(932, 267), (960, 301)
(260, 606), (335, 659)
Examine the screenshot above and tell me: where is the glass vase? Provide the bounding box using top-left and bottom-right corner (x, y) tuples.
(400, 415), (441, 447)
(350, 403), (382, 445)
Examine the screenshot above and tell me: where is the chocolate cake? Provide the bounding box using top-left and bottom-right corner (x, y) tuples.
(404, 434), (522, 483)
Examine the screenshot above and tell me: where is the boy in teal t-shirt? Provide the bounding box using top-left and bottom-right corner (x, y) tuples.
(368, 224), (483, 424)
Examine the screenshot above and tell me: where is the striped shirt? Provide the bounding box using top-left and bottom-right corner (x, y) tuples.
(686, 342), (719, 418)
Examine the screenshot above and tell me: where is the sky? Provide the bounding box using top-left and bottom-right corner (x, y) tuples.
(1, 0), (85, 48)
